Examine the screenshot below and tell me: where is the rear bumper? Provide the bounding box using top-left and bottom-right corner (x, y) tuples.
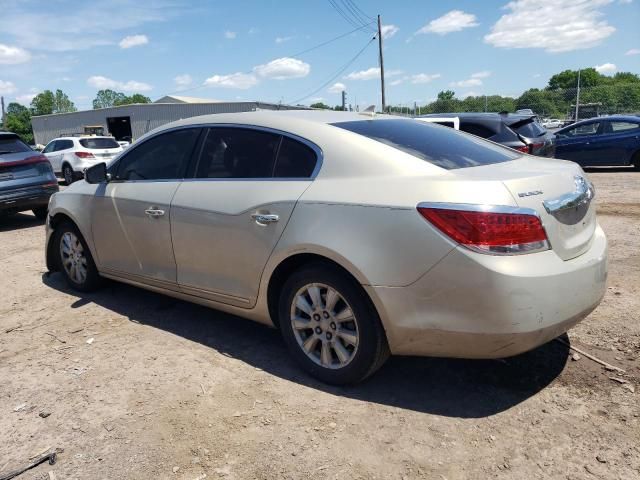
(0, 184), (58, 214)
(367, 224), (608, 358)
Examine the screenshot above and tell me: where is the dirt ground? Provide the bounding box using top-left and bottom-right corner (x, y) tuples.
(1, 168), (639, 480)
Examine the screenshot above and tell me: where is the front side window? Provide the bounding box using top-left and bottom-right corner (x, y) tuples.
(116, 128), (200, 181)
(332, 119), (519, 170)
(195, 128), (280, 179)
(42, 141), (56, 154)
(564, 123), (600, 137)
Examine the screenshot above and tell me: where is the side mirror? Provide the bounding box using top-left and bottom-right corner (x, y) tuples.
(85, 162), (109, 184)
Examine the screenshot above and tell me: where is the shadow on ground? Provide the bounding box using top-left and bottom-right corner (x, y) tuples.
(0, 212), (44, 232)
(43, 272), (569, 418)
(583, 166), (638, 173)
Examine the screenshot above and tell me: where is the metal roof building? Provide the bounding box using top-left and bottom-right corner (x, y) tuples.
(31, 97), (308, 145)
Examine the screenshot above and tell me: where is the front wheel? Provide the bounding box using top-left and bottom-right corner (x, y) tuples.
(278, 263), (389, 385)
(32, 207), (48, 220)
(53, 222), (102, 292)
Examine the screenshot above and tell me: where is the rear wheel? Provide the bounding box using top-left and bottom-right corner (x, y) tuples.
(62, 164), (75, 185)
(53, 222), (102, 292)
(32, 207), (48, 220)
(632, 151), (640, 171)
(278, 263), (389, 385)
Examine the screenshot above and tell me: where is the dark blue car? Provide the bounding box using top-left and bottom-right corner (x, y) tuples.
(554, 115), (640, 168)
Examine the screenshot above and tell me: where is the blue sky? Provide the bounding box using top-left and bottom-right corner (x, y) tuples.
(1, 0), (639, 111)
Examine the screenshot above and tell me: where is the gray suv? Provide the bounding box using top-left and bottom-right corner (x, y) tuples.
(0, 132), (59, 219)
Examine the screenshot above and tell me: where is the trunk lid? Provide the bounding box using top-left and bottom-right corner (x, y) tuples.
(458, 157), (596, 260)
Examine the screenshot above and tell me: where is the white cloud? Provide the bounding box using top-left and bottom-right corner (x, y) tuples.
(224, 31), (237, 39)
(16, 93), (37, 105)
(328, 82), (346, 93)
(0, 80), (17, 94)
(87, 75), (153, 92)
(203, 72), (258, 89)
(248, 27), (259, 35)
(485, 0), (615, 53)
(594, 62), (617, 73)
(275, 36), (294, 44)
(619, 0), (632, 4)
(416, 10), (479, 35)
(533, 73), (542, 78)
(253, 57), (310, 79)
(345, 67), (402, 81)
(451, 78), (483, 88)
(0, 43), (31, 64)
(389, 78), (405, 86)
(625, 48), (640, 55)
(410, 73), (441, 84)
(381, 24), (399, 39)
(119, 34), (148, 49)
(174, 74), (193, 88)
(471, 70), (491, 79)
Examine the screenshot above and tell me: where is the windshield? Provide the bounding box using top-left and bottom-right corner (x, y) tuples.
(331, 119), (519, 170)
(0, 136), (31, 154)
(79, 137), (120, 149)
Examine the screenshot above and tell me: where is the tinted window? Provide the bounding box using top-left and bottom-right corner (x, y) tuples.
(42, 141), (56, 154)
(55, 140), (74, 151)
(80, 137), (120, 149)
(116, 128), (200, 180)
(196, 128), (279, 179)
(512, 119), (546, 137)
(460, 122), (496, 139)
(332, 119), (519, 170)
(0, 136), (31, 154)
(274, 137), (317, 178)
(563, 122), (600, 137)
(610, 121), (639, 132)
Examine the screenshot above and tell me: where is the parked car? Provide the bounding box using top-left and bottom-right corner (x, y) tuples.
(0, 132), (59, 219)
(554, 115), (640, 168)
(45, 111), (607, 384)
(543, 118), (563, 129)
(41, 135), (123, 184)
(419, 112), (554, 156)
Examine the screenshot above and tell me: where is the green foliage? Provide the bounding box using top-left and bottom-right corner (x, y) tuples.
(3, 102), (34, 144)
(30, 89), (76, 115)
(310, 102), (332, 109)
(93, 90), (152, 109)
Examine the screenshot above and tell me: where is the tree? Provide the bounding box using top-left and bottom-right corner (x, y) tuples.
(4, 102), (34, 144)
(437, 90), (456, 101)
(310, 102), (332, 110)
(547, 68), (601, 89)
(93, 89), (127, 109)
(30, 89), (76, 115)
(117, 93), (151, 105)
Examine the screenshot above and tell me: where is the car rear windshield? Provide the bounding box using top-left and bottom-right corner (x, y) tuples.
(511, 119), (546, 138)
(332, 119), (519, 170)
(79, 138), (120, 149)
(0, 136), (32, 154)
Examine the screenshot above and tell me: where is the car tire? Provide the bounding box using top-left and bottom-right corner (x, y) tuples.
(62, 164), (75, 185)
(32, 207), (48, 220)
(633, 151), (640, 171)
(278, 263), (389, 385)
(53, 221), (102, 292)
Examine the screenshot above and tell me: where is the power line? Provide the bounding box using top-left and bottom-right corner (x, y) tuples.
(288, 35), (376, 105)
(345, 0), (374, 22)
(327, 0), (375, 33)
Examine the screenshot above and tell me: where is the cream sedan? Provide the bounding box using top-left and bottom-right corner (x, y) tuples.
(45, 111), (607, 384)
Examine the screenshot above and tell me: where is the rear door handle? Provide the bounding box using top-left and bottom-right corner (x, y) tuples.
(145, 207), (165, 218)
(251, 213), (279, 225)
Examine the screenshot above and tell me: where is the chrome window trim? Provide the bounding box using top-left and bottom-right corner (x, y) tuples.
(111, 122), (323, 183)
(416, 202), (551, 256)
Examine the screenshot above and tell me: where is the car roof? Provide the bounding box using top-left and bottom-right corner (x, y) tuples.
(51, 136), (115, 141)
(559, 115), (640, 129)
(0, 131), (21, 138)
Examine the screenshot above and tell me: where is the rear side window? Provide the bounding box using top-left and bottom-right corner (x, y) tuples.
(512, 119), (546, 138)
(196, 128), (280, 179)
(0, 136), (31, 154)
(332, 119), (519, 170)
(80, 137), (120, 149)
(55, 140), (74, 151)
(273, 137), (317, 178)
(116, 128), (200, 180)
(610, 121), (640, 132)
(459, 122), (496, 139)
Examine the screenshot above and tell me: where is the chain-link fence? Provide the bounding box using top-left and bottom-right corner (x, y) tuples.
(389, 83), (640, 121)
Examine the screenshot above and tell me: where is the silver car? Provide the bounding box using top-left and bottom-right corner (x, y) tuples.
(45, 111), (608, 384)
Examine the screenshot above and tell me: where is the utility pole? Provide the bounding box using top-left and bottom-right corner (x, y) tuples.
(574, 69), (581, 121)
(377, 14), (386, 113)
(341, 90), (346, 111)
(484, 95), (488, 112)
(1, 96), (5, 129)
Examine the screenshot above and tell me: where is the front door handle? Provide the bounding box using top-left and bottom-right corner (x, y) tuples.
(251, 213), (279, 225)
(145, 207), (165, 218)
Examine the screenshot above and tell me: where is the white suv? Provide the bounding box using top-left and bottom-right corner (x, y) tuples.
(42, 136), (123, 184)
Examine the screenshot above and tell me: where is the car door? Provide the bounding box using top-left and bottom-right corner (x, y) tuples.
(42, 141), (62, 172)
(54, 139), (75, 169)
(596, 120), (640, 165)
(91, 127), (202, 287)
(554, 121), (601, 165)
(170, 126), (319, 307)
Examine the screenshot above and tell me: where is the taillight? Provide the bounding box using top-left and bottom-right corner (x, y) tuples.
(528, 142), (544, 153)
(417, 204), (550, 255)
(513, 144), (529, 153)
(0, 154), (49, 168)
(75, 151), (95, 158)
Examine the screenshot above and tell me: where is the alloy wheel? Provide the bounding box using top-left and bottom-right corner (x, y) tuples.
(290, 283), (359, 369)
(60, 231), (88, 284)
